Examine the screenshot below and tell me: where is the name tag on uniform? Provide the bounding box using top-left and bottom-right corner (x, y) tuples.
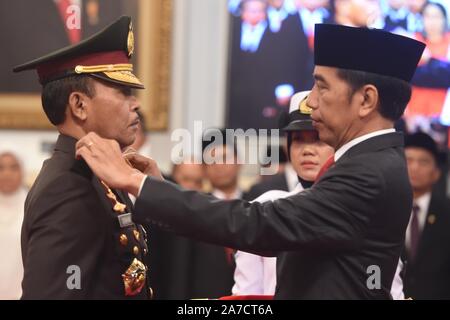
(118, 213), (133, 228)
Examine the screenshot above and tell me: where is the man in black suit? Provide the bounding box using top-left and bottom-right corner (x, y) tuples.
(14, 16), (152, 299)
(403, 132), (450, 299)
(77, 24), (425, 299)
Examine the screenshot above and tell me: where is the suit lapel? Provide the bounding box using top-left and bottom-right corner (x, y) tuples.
(116, 189), (134, 212)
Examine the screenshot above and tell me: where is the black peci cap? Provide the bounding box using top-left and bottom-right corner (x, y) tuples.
(314, 24), (426, 82)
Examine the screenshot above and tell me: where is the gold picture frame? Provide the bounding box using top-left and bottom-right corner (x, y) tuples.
(0, 0), (172, 131)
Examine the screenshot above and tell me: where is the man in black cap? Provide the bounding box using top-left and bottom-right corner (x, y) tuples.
(76, 24), (426, 299)
(402, 132), (450, 299)
(14, 16), (152, 299)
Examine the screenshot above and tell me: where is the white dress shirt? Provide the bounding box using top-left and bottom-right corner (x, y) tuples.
(240, 21), (268, 53)
(233, 183), (304, 295)
(299, 8), (327, 37)
(267, 7), (288, 33)
(284, 163), (299, 192)
(212, 188), (243, 201)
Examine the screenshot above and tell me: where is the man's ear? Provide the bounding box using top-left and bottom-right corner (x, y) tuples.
(358, 84), (379, 119)
(67, 92), (89, 121)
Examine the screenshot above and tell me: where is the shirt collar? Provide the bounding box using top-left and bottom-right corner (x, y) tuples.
(284, 163), (299, 192)
(213, 188), (242, 200)
(334, 129), (396, 162)
(415, 192), (432, 215)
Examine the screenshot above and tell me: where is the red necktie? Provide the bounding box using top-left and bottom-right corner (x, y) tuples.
(57, 0), (81, 44)
(224, 247), (236, 266)
(315, 156), (335, 183)
(409, 203), (421, 261)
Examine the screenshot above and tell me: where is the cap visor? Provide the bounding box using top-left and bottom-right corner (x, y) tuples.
(283, 120), (314, 131)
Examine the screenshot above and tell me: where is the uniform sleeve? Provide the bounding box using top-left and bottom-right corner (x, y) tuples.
(22, 174), (107, 300)
(232, 251), (265, 295)
(134, 160), (384, 254)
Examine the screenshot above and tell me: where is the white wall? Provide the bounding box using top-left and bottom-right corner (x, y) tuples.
(0, 0), (231, 182)
(150, 0), (230, 173)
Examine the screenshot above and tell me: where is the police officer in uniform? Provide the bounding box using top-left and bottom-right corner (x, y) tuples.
(14, 16), (152, 299)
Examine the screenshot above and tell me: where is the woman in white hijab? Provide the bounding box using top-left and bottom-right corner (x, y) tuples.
(0, 151), (27, 299)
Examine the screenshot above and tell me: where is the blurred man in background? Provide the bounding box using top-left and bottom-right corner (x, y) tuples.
(403, 131), (450, 299)
(172, 159), (205, 191)
(204, 130), (244, 200)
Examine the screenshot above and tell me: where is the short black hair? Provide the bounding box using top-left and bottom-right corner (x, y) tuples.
(405, 131), (440, 164)
(41, 75), (96, 126)
(337, 69), (412, 121)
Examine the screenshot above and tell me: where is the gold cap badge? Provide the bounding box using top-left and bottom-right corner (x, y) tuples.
(127, 22), (134, 57)
(299, 96), (312, 115)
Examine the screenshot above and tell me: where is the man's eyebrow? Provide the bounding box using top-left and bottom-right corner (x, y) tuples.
(313, 74), (328, 84)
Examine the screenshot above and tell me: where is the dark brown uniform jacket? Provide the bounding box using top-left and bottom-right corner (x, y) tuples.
(22, 134), (150, 299)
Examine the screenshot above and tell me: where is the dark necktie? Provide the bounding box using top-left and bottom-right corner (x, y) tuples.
(409, 203), (421, 261)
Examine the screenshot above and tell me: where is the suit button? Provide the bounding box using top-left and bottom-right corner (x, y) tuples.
(119, 234), (128, 246)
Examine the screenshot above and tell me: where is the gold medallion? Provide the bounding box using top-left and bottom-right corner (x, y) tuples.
(122, 258), (147, 296)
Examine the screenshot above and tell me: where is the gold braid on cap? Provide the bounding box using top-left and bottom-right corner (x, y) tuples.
(74, 64), (133, 74)
(74, 64), (142, 86)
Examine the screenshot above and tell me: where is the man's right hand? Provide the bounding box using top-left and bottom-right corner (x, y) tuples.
(124, 152), (164, 181)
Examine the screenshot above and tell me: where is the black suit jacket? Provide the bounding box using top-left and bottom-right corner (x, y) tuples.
(403, 193), (450, 299)
(22, 134), (150, 299)
(134, 132), (412, 299)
